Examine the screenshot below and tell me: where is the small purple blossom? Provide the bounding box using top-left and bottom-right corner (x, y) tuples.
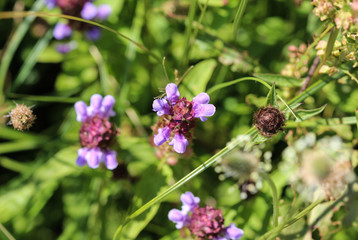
(96, 5), (112, 20)
(75, 94), (119, 170)
(168, 192), (244, 240)
(86, 26), (102, 41)
(152, 83), (216, 154)
(81, 2), (98, 20)
(53, 23), (72, 40)
(55, 41), (77, 54)
(45, 0), (57, 9)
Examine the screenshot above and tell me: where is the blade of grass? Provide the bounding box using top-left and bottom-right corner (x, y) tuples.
(233, 0), (249, 41)
(284, 116), (357, 128)
(12, 29), (52, 90)
(7, 92), (79, 103)
(181, 0), (198, 67)
(0, 0), (45, 104)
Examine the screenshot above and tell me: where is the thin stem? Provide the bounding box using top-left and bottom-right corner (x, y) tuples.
(0, 11), (162, 63)
(300, 56), (320, 92)
(260, 172), (279, 227)
(0, 223), (16, 240)
(233, 0), (249, 40)
(284, 116), (356, 128)
(181, 0), (198, 67)
(258, 199), (324, 240)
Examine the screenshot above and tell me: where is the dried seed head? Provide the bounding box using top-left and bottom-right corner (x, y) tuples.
(254, 106), (285, 137)
(8, 104), (36, 131)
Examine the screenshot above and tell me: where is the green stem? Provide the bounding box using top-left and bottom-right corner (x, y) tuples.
(0, 1), (44, 104)
(258, 199), (324, 240)
(181, 0), (197, 67)
(6, 92), (79, 103)
(233, 0), (249, 40)
(260, 172), (279, 227)
(0, 223), (15, 240)
(284, 116), (356, 128)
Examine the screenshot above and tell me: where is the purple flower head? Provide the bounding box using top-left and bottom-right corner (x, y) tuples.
(168, 192), (244, 240)
(45, 0), (57, 9)
(96, 4), (112, 20)
(189, 206), (225, 240)
(81, 2), (98, 20)
(74, 94), (119, 169)
(224, 224), (244, 240)
(53, 23), (72, 40)
(55, 41), (77, 54)
(180, 191), (200, 214)
(152, 83), (216, 154)
(168, 209), (189, 229)
(86, 26), (102, 41)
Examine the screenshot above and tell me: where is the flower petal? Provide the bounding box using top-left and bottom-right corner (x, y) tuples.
(86, 148), (103, 169)
(53, 23), (72, 40)
(86, 27), (102, 41)
(165, 83), (180, 104)
(88, 94), (103, 116)
(154, 127), (171, 146)
(169, 133), (189, 154)
(225, 224), (244, 240)
(74, 101), (88, 122)
(193, 92), (210, 104)
(76, 148), (88, 167)
(168, 209), (188, 229)
(180, 191), (200, 214)
(152, 99), (170, 116)
(96, 5), (112, 20)
(101, 95), (116, 118)
(81, 2), (98, 20)
(104, 150), (118, 170)
(194, 104), (216, 121)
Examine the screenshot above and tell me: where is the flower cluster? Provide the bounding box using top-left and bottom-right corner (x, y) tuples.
(168, 192), (244, 240)
(6, 104), (36, 131)
(152, 83), (215, 154)
(45, 0), (111, 53)
(74, 94), (119, 169)
(281, 43), (309, 78)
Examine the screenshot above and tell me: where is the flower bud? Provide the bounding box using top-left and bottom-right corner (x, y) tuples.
(8, 104), (36, 131)
(254, 106), (285, 137)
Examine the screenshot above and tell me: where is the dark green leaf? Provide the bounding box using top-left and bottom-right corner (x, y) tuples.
(295, 104), (327, 122)
(265, 82), (278, 107)
(254, 73), (302, 87)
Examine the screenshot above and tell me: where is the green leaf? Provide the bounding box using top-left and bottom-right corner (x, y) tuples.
(284, 103), (302, 120)
(254, 73), (302, 87)
(179, 59), (217, 99)
(294, 104), (327, 123)
(250, 133), (269, 145)
(118, 165), (172, 240)
(265, 82), (278, 107)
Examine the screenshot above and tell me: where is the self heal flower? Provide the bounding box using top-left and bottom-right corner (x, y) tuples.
(152, 83), (216, 154)
(53, 23), (72, 40)
(168, 192), (244, 240)
(75, 94), (119, 169)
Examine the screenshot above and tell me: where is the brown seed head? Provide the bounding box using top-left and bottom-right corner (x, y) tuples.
(254, 106), (285, 137)
(9, 104), (36, 131)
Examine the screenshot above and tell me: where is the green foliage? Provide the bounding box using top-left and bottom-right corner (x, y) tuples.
(0, 0), (357, 240)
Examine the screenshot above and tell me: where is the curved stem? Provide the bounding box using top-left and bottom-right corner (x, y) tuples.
(260, 172), (279, 228)
(0, 11), (162, 63)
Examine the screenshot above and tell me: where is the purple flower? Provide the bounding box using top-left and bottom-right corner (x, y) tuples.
(45, 0), (57, 9)
(86, 27), (102, 41)
(180, 191), (200, 214)
(55, 41), (77, 54)
(168, 209), (189, 229)
(53, 23), (72, 40)
(168, 192), (244, 240)
(74, 94), (119, 169)
(152, 83), (216, 154)
(81, 2), (98, 20)
(96, 5), (112, 20)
